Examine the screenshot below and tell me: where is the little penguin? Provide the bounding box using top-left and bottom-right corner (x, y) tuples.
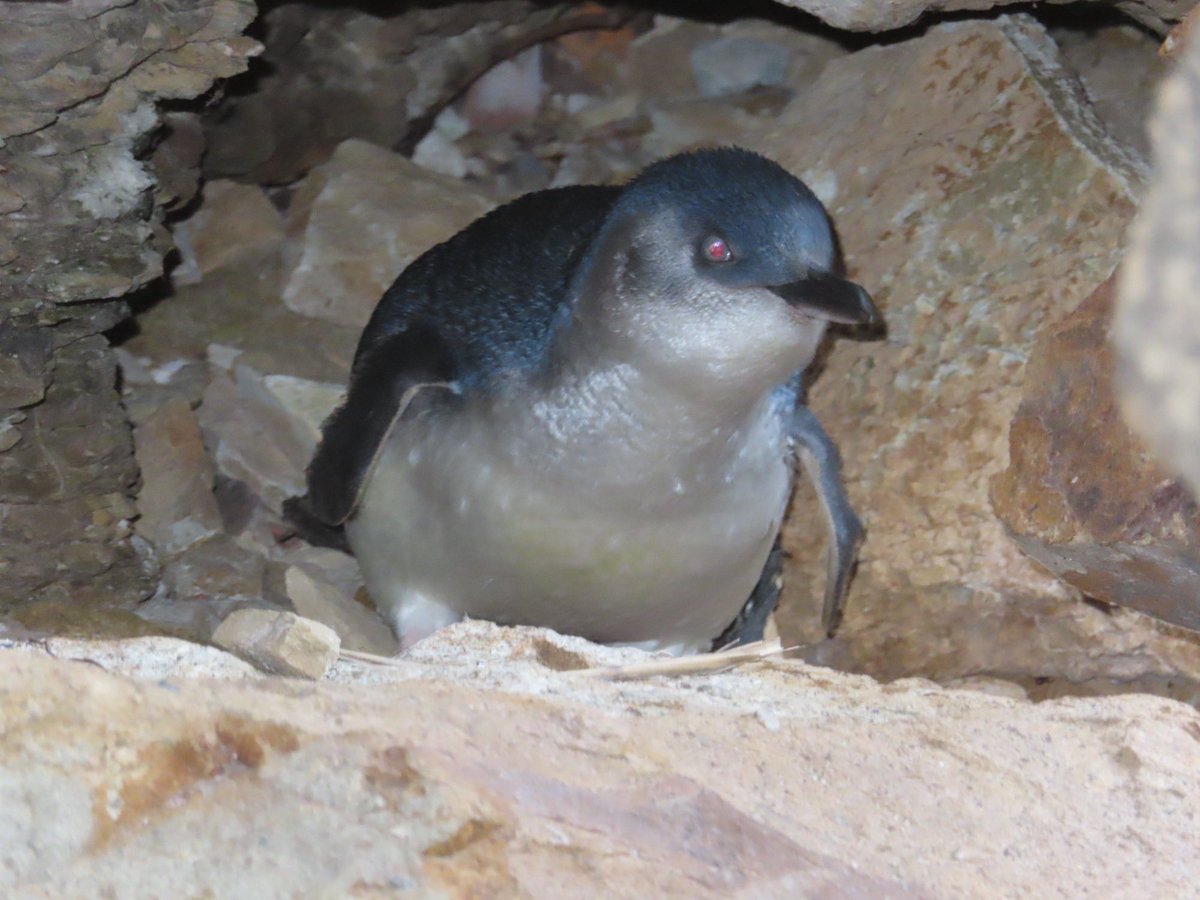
(285, 147), (878, 655)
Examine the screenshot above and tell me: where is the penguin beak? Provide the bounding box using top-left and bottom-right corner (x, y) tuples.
(769, 274), (879, 326)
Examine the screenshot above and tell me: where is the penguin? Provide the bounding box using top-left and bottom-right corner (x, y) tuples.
(284, 147), (877, 655)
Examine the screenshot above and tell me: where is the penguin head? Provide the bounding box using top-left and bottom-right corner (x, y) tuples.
(570, 148), (877, 392)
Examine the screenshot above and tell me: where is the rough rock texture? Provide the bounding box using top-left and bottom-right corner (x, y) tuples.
(132, 397), (222, 557)
(770, 0), (1197, 34)
(201, 1), (554, 185)
(2, 622), (1199, 896)
(1053, 20), (1168, 160)
(285, 565), (398, 656)
(171, 179), (284, 285)
(212, 608), (340, 679)
(762, 17), (1200, 689)
(0, 0), (258, 610)
(1117, 22), (1200, 501)
(992, 277), (1200, 631)
(282, 139), (495, 327)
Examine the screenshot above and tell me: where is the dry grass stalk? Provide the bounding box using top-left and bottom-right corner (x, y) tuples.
(569, 639), (787, 681)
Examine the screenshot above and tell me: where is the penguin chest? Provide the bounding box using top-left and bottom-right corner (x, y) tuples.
(347, 409), (792, 653)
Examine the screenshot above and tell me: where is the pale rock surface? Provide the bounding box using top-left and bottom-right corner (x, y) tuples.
(2, 622), (1199, 897)
(757, 17), (1200, 690)
(1, 635), (259, 681)
(212, 608), (340, 680)
(285, 566), (399, 656)
(281, 139), (495, 327)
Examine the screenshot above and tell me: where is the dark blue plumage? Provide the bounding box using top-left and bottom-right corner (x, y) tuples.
(356, 184), (620, 389)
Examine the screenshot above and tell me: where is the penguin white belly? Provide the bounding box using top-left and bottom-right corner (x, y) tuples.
(347, 407), (791, 655)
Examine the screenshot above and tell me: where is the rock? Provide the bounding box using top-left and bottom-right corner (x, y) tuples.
(148, 111), (206, 212)
(132, 397), (222, 556)
(992, 276), (1200, 631)
(285, 566), (399, 656)
(200, 2), (556, 184)
(3, 623), (1200, 895)
(767, 0), (1195, 35)
(159, 533), (267, 607)
(212, 608), (341, 679)
(411, 128), (471, 178)
(0, 0), (258, 613)
(198, 363), (314, 514)
(0, 327), (52, 409)
(0, 337), (153, 609)
(1054, 20), (1167, 160)
(461, 45), (545, 131)
(281, 139), (494, 328)
(628, 16), (844, 105)
(643, 96), (784, 159)
(690, 37), (793, 98)
(1117, 19), (1200, 500)
(171, 180), (283, 286)
(2, 635), (259, 681)
(120, 253), (358, 385)
(260, 374), (345, 449)
(755, 17), (1200, 690)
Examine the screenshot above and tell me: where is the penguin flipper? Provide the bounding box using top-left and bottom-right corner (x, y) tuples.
(304, 322), (460, 527)
(789, 405), (863, 637)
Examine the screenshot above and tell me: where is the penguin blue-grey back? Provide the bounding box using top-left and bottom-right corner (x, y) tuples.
(287, 147), (877, 654)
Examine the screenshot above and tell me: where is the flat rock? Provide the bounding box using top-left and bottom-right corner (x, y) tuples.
(3, 622), (1199, 896)
(198, 362), (314, 514)
(993, 276), (1200, 631)
(1, 635), (259, 681)
(212, 608), (340, 680)
(122, 241), (357, 385)
(281, 139), (494, 328)
(754, 17), (1200, 690)
(159, 533), (268, 607)
(285, 566), (398, 656)
(171, 179), (283, 285)
(132, 396), (222, 556)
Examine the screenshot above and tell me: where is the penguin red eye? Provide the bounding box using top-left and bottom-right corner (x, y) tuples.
(702, 236), (732, 263)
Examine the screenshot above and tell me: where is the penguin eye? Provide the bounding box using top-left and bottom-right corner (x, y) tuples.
(701, 236), (733, 263)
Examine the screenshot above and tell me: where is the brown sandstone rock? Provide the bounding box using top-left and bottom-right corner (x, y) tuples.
(760, 17), (1200, 687)
(2, 622), (1199, 896)
(992, 276), (1200, 631)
